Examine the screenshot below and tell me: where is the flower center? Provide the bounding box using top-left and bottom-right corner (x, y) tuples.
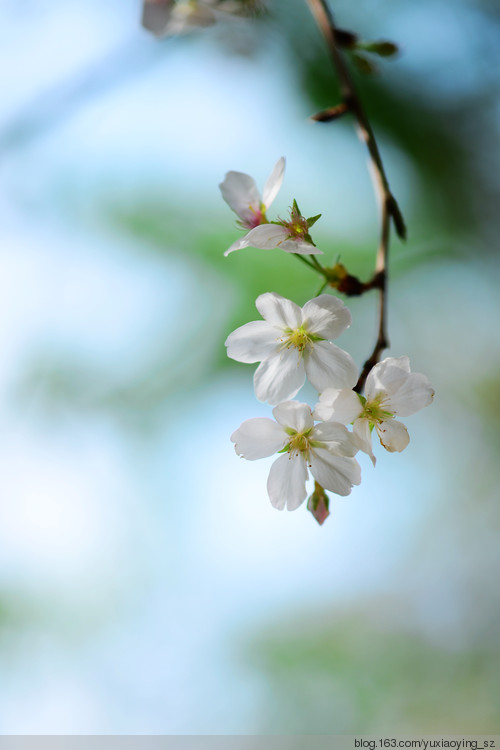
(286, 428), (312, 459)
(283, 215), (309, 239)
(275, 201), (315, 245)
(362, 397), (394, 424)
(284, 326), (311, 353)
(242, 202), (267, 230)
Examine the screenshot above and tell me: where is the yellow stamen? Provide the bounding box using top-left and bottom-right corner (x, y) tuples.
(287, 430), (312, 460)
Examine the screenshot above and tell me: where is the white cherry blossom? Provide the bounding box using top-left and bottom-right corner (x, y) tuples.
(231, 401), (361, 510)
(314, 356), (435, 465)
(220, 157), (286, 255)
(220, 161), (322, 256)
(225, 292), (358, 405)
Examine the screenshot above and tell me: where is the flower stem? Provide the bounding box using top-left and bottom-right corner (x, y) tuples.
(315, 278), (329, 296)
(292, 253), (324, 274)
(310, 254), (328, 275)
(305, 0), (406, 392)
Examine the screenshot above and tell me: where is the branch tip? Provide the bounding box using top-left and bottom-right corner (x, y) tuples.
(310, 102), (349, 123)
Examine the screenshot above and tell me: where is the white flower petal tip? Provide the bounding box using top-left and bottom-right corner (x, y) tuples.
(262, 157), (286, 209)
(230, 400), (362, 515)
(225, 292), (355, 405)
(376, 419), (410, 453)
(267, 453), (308, 511)
(223, 236), (249, 257)
(230, 417), (288, 460)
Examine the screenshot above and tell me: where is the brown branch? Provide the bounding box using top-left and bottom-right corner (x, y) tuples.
(305, 0), (406, 393)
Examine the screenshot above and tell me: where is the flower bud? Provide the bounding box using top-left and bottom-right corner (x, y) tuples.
(307, 483), (330, 526)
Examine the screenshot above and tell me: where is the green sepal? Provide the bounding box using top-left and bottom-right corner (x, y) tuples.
(306, 213), (322, 228)
(292, 198), (301, 216)
(277, 445), (290, 453)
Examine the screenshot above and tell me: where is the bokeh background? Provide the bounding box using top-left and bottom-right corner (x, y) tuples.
(1, 0), (499, 734)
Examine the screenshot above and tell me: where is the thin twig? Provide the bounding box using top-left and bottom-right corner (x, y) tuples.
(305, 0), (406, 392)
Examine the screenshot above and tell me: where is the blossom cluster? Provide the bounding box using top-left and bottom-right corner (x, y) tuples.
(221, 160), (435, 520)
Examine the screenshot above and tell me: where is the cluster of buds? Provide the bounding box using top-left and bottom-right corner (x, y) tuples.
(221, 159), (434, 524)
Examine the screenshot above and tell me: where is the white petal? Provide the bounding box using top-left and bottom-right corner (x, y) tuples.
(267, 453), (308, 511)
(383, 373), (435, 417)
(305, 341), (358, 392)
(309, 447), (361, 497)
(311, 422), (358, 457)
(279, 239), (324, 255)
(225, 321), (279, 363)
(353, 418), (376, 466)
(262, 157), (285, 209)
(375, 419), (410, 453)
(301, 294), (352, 340)
(313, 387), (362, 424)
(253, 349), (306, 405)
(255, 292), (302, 329)
(365, 356), (410, 402)
(231, 417), (287, 460)
(365, 357), (434, 416)
(223, 235), (248, 257)
(272, 401), (314, 433)
(241, 223), (290, 249)
(219, 171), (260, 224)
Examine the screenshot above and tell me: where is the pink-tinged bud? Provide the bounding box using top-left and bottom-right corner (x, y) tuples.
(307, 483), (330, 525)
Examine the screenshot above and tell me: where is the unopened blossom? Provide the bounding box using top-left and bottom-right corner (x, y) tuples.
(231, 401), (361, 510)
(225, 292), (358, 405)
(314, 356), (435, 465)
